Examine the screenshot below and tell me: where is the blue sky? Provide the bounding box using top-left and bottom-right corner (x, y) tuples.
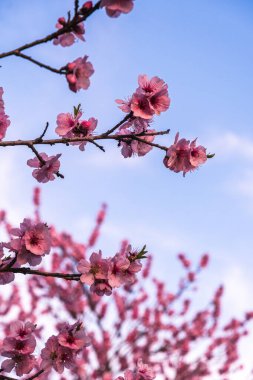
(1, 0), (253, 374)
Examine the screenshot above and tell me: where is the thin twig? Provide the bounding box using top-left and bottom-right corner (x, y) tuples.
(102, 112), (132, 136)
(0, 267), (81, 281)
(14, 52), (66, 75)
(35, 122), (49, 142)
(89, 140), (105, 152)
(74, 0), (80, 16)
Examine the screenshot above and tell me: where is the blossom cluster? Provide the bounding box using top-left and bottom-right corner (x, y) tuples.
(77, 245), (144, 296)
(0, 218), (51, 285)
(163, 132), (207, 176)
(53, 16), (85, 47)
(117, 74), (170, 120)
(27, 153), (62, 183)
(0, 87), (10, 141)
(56, 106), (97, 150)
(1, 321), (37, 376)
(116, 74), (170, 158)
(66, 55), (94, 92)
(41, 322), (90, 375)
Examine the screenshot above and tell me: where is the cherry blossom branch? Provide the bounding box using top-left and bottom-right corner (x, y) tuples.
(13, 52), (67, 75)
(0, 1), (101, 60)
(102, 112), (133, 135)
(0, 130), (170, 150)
(0, 267), (81, 281)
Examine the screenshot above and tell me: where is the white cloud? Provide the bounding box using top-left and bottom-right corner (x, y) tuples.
(210, 131), (253, 160)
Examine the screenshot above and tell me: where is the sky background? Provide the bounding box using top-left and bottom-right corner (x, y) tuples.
(1, 0), (253, 377)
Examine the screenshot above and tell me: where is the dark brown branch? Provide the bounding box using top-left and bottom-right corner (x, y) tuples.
(0, 2), (101, 60)
(0, 267), (81, 281)
(102, 112), (133, 136)
(13, 52), (66, 75)
(0, 130), (170, 149)
(35, 122), (49, 143)
(74, 0), (80, 16)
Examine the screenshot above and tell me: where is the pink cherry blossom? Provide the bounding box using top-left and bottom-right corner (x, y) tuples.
(56, 112), (79, 137)
(24, 223), (51, 255)
(117, 74), (170, 120)
(8, 219), (51, 266)
(0, 87), (11, 141)
(2, 336), (36, 355)
(8, 321), (36, 340)
(56, 110), (98, 151)
(40, 336), (75, 374)
(1, 353), (36, 377)
(27, 153), (61, 183)
(66, 56), (94, 92)
(1, 320), (37, 376)
(100, 0), (134, 17)
(58, 322), (90, 350)
(108, 253), (130, 288)
(118, 125), (155, 158)
(53, 17), (85, 47)
(77, 251), (108, 286)
(163, 133), (207, 176)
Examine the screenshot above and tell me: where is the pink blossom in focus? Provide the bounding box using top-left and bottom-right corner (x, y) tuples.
(100, 0), (134, 17)
(53, 17), (85, 47)
(56, 112), (79, 137)
(117, 75), (170, 119)
(56, 110), (98, 151)
(163, 133), (207, 176)
(9, 218), (51, 266)
(24, 223), (51, 255)
(130, 93), (154, 119)
(27, 153), (61, 183)
(66, 56), (94, 92)
(77, 251), (108, 286)
(0, 87), (11, 141)
(108, 253), (130, 288)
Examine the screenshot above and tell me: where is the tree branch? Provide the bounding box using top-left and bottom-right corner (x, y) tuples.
(0, 267), (81, 281)
(0, 2), (101, 60)
(13, 52), (67, 75)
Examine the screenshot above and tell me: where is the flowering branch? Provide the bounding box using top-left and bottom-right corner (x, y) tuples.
(0, 2), (101, 60)
(0, 130), (170, 150)
(0, 267), (81, 281)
